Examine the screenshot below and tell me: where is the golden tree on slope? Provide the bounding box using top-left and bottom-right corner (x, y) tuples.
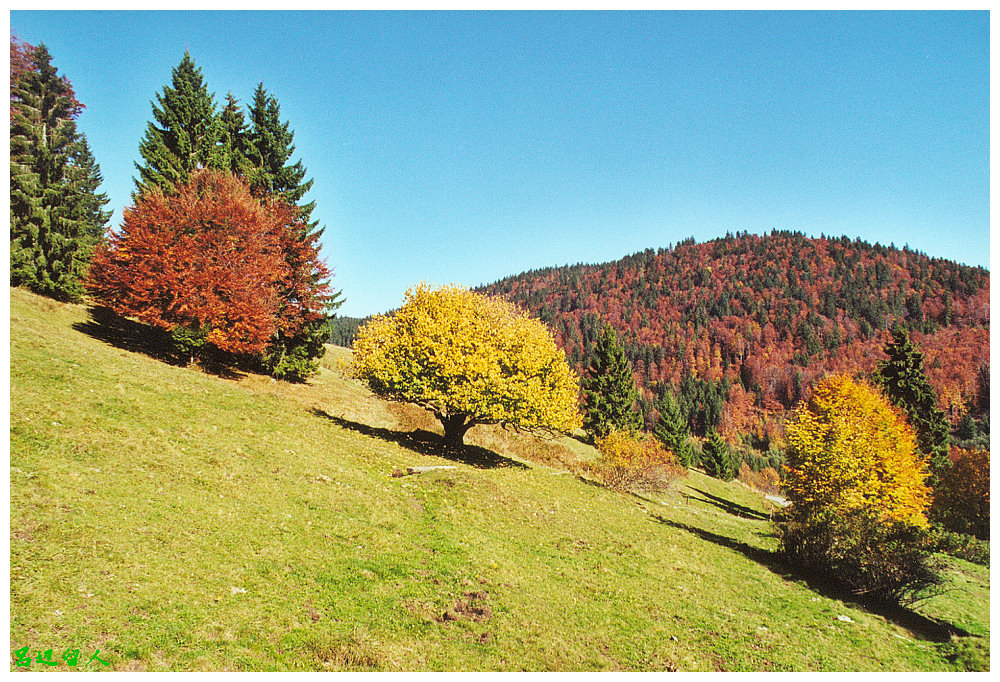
(352, 284), (582, 447)
(783, 374), (931, 528)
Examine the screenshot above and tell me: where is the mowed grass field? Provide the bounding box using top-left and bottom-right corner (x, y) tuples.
(9, 288), (989, 671)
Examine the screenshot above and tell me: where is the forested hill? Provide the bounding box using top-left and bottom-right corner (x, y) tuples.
(478, 231), (989, 445)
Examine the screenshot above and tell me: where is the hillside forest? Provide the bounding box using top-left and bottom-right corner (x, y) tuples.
(476, 231), (990, 454)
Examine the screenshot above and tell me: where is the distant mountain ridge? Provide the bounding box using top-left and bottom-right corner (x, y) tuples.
(478, 230), (989, 445)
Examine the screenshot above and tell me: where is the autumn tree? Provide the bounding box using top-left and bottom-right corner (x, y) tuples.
(784, 374), (931, 526)
(134, 51), (219, 195)
(932, 448), (989, 540)
(874, 327), (951, 487)
(582, 323), (641, 439)
(351, 284), (582, 448)
(10, 41), (110, 301)
(778, 375), (940, 603)
(87, 169), (333, 362)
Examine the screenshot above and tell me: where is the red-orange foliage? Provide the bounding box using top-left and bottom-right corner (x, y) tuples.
(933, 447), (989, 539)
(87, 169), (331, 356)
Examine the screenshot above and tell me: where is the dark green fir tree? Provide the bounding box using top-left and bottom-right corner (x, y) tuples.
(215, 92), (254, 179)
(134, 51), (218, 195)
(10, 43), (110, 301)
(874, 326), (951, 488)
(245, 83), (318, 234)
(243, 83), (341, 380)
(582, 324), (642, 439)
(653, 389), (695, 468)
(702, 429), (738, 482)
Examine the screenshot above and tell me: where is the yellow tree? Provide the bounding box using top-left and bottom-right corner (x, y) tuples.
(784, 374), (930, 528)
(352, 284), (582, 447)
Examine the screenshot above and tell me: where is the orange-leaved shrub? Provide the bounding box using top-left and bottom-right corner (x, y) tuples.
(592, 430), (686, 494)
(932, 447), (989, 540)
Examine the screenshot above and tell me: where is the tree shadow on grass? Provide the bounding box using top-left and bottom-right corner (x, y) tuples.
(652, 514), (971, 642)
(684, 486), (771, 521)
(72, 306), (244, 380)
(310, 409), (529, 471)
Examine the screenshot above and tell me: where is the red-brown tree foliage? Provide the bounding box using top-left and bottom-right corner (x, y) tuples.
(87, 169), (331, 356)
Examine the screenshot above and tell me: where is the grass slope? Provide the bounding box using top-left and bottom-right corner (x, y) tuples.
(9, 288), (989, 671)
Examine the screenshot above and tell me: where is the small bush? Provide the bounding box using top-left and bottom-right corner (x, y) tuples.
(593, 431), (686, 495)
(776, 509), (945, 605)
(927, 526), (989, 566)
(737, 463), (783, 496)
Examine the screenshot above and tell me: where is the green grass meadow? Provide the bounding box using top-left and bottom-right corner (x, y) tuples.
(9, 288), (989, 670)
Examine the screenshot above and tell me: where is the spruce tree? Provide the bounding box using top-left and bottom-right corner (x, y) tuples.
(582, 324), (642, 439)
(10, 43), (110, 301)
(243, 83), (341, 379)
(134, 51), (218, 195)
(874, 327), (951, 488)
(215, 92), (253, 178)
(653, 390), (695, 467)
(245, 83), (318, 233)
(702, 429), (738, 482)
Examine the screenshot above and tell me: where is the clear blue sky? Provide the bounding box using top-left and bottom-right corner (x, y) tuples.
(9, 10), (990, 318)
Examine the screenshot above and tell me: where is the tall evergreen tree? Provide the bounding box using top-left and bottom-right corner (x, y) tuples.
(653, 389), (695, 468)
(134, 51), (218, 195)
(242, 83), (341, 379)
(10, 42), (110, 301)
(245, 83), (318, 234)
(215, 92), (253, 178)
(874, 326), (951, 487)
(582, 324), (642, 439)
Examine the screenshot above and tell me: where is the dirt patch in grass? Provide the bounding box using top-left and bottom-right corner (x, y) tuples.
(438, 591), (493, 624)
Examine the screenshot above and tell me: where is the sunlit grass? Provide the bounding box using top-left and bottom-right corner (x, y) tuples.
(9, 288), (989, 671)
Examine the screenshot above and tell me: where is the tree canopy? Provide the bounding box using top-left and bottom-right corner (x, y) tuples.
(87, 169), (333, 360)
(10, 39), (110, 301)
(581, 323), (642, 439)
(783, 374), (930, 528)
(351, 284), (582, 447)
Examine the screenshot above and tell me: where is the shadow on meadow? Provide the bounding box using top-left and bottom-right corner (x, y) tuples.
(310, 408), (529, 471)
(73, 306), (246, 380)
(653, 514), (971, 643)
(684, 487), (771, 521)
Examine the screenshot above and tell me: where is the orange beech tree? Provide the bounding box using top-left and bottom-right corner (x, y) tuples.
(87, 169), (332, 364)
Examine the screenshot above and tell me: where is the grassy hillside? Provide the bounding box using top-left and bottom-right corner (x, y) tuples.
(9, 288), (988, 671)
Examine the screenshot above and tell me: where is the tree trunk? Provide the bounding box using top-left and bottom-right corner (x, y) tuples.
(439, 412), (473, 449)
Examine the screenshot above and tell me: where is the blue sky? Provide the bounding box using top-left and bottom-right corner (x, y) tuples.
(9, 10), (990, 317)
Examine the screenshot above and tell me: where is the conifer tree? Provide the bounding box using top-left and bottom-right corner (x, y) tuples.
(702, 429), (738, 481)
(874, 327), (951, 487)
(653, 390), (695, 467)
(245, 83), (317, 233)
(215, 92), (253, 178)
(582, 324), (642, 439)
(10, 42), (110, 301)
(134, 51), (218, 195)
(242, 83), (341, 379)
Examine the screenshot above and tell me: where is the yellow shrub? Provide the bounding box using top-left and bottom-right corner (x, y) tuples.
(593, 430), (686, 494)
(784, 374), (930, 528)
